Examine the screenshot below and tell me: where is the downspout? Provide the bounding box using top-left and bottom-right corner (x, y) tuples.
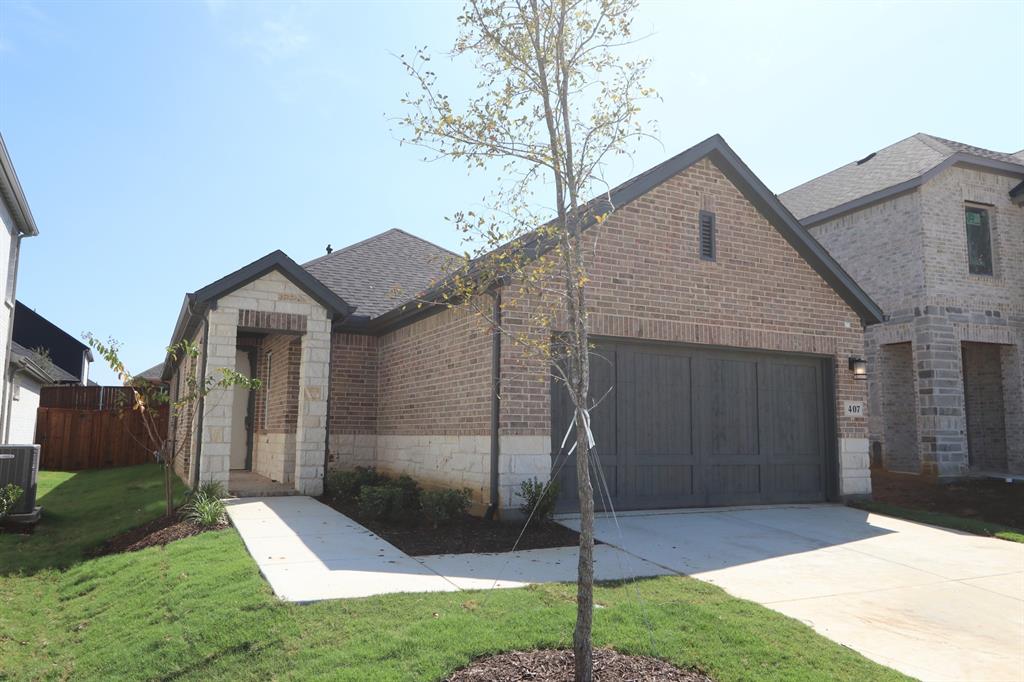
(484, 287), (501, 521)
(191, 313), (211, 488)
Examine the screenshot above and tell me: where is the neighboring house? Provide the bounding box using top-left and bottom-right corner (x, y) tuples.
(781, 133), (1024, 478)
(163, 135), (882, 516)
(0, 134), (40, 444)
(137, 363), (166, 384)
(6, 341), (78, 444)
(11, 300), (93, 386)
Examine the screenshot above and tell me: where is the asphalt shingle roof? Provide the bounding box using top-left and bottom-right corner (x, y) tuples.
(137, 363), (165, 381)
(303, 229), (455, 319)
(780, 133), (1024, 221)
(10, 341), (79, 383)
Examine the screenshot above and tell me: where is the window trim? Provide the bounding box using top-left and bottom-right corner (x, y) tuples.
(964, 203), (994, 277)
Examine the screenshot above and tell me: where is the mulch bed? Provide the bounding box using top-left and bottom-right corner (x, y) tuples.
(446, 648), (712, 682)
(871, 468), (1024, 529)
(321, 498), (583, 556)
(90, 514), (226, 557)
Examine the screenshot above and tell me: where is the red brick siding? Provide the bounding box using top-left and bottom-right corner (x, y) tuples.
(329, 333), (379, 434)
(499, 157), (867, 439)
(253, 335), (301, 434)
(377, 303), (492, 435)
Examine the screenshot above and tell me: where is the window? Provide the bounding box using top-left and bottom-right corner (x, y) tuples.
(965, 206), (993, 275)
(699, 210), (716, 261)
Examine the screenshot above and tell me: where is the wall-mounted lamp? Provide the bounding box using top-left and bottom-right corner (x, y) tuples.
(849, 357), (868, 380)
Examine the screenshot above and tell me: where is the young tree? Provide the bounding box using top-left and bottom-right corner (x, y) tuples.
(85, 335), (261, 516)
(399, 1), (654, 678)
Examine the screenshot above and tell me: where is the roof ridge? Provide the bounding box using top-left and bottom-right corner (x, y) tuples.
(913, 132), (954, 155)
(302, 228), (454, 268)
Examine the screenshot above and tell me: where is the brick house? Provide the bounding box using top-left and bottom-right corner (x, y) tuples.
(780, 134), (1024, 478)
(163, 135), (883, 515)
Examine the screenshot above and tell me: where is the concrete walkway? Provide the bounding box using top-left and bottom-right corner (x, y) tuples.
(225, 497), (666, 602)
(559, 505), (1024, 682)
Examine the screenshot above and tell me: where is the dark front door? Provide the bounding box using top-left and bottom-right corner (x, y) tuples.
(552, 339), (829, 511)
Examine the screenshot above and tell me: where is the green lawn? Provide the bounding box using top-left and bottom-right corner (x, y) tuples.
(850, 500), (1024, 544)
(0, 467), (911, 681)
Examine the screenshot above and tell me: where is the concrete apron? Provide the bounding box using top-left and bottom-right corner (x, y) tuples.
(558, 504), (1024, 682)
(224, 497), (668, 603)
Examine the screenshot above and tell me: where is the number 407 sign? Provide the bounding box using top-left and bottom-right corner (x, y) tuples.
(844, 401), (865, 417)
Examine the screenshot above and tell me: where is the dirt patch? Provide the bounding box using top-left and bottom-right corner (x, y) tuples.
(91, 514), (226, 557)
(321, 498), (582, 556)
(871, 468), (1024, 529)
(445, 648), (712, 682)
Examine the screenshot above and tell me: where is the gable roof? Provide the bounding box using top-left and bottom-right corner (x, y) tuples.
(163, 251), (354, 379)
(370, 134), (884, 330)
(137, 363), (165, 382)
(10, 341), (79, 384)
(303, 229), (455, 320)
(780, 133), (1024, 225)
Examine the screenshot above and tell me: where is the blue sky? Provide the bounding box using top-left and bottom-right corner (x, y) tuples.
(1, 0), (1022, 384)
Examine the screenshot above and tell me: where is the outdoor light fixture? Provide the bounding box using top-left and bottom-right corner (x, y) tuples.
(849, 357), (868, 380)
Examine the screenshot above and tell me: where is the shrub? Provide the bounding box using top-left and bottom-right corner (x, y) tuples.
(195, 480), (227, 500)
(0, 483), (23, 518)
(393, 475), (422, 511)
(518, 477), (560, 525)
(324, 467), (385, 501)
(420, 488), (471, 528)
(180, 485), (227, 527)
(357, 485), (407, 520)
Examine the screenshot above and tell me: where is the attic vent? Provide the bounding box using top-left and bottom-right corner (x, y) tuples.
(855, 152), (877, 165)
(699, 210), (716, 261)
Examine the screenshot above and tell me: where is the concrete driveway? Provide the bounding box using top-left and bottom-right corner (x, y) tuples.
(559, 505), (1024, 682)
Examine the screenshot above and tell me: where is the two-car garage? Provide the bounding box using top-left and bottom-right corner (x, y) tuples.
(553, 338), (836, 511)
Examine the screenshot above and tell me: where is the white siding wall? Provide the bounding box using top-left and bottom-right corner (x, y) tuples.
(0, 199), (19, 442)
(7, 372), (41, 444)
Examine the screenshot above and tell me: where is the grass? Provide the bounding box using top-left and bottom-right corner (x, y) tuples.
(0, 464), (188, 575)
(851, 500), (1024, 544)
(0, 467), (912, 681)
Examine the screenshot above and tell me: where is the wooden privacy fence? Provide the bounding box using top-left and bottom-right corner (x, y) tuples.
(39, 385), (137, 410)
(36, 387), (169, 471)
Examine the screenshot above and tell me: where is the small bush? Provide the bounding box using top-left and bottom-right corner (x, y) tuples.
(0, 483), (23, 518)
(393, 475), (422, 511)
(180, 484), (227, 527)
(357, 485), (407, 520)
(195, 481), (226, 500)
(420, 488), (471, 528)
(518, 477), (560, 525)
(324, 467), (385, 501)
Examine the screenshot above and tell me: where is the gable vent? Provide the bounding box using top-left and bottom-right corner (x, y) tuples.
(699, 210), (716, 261)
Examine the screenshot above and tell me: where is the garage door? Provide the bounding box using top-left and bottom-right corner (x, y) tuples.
(552, 339), (832, 511)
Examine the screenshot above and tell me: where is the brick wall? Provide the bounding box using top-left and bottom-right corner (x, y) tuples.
(170, 324), (204, 483)
(253, 334), (301, 434)
(502, 157), (868, 437)
(377, 303), (492, 436)
(327, 156), (873, 501)
(879, 342), (918, 472)
(329, 333), (378, 435)
(810, 163), (1023, 477)
(962, 342), (1008, 471)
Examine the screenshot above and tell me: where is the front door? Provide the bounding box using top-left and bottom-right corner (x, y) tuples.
(229, 349), (253, 470)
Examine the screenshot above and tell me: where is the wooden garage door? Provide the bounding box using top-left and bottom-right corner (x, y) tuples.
(552, 339), (830, 511)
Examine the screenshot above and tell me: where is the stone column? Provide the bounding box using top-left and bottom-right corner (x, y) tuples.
(199, 306), (238, 488)
(294, 312), (331, 495)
